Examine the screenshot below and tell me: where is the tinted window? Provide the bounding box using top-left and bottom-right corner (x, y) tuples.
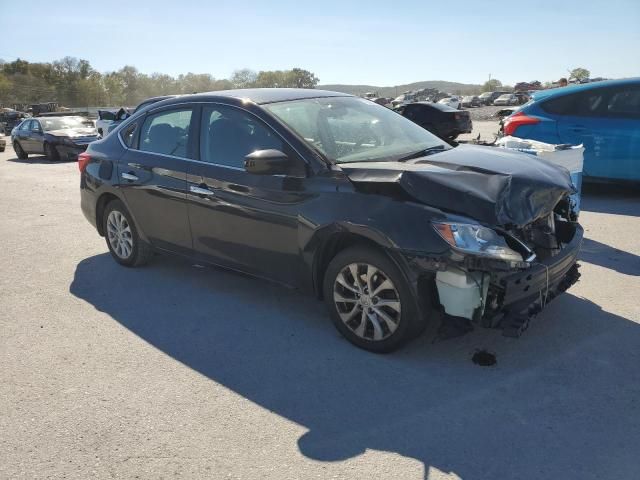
(541, 90), (605, 116)
(200, 105), (284, 168)
(607, 87), (640, 118)
(120, 122), (138, 148)
(139, 109), (192, 158)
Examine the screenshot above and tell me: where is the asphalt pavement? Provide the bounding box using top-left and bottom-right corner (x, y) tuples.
(1, 139), (639, 480)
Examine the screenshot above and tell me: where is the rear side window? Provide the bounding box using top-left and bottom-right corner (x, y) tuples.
(606, 87), (640, 118)
(541, 90), (605, 116)
(200, 105), (284, 168)
(139, 109), (192, 158)
(21, 120), (32, 130)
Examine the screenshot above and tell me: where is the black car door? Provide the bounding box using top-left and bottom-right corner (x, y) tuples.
(186, 103), (309, 286)
(117, 106), (193, 255)
(16, 120), (35, 152)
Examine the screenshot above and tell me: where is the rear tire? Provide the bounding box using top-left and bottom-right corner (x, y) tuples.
(13, 141), (27, 159)
(44, 142), (60, 161)
(323, 246), (430, 353)
(103, 199), (153, 267)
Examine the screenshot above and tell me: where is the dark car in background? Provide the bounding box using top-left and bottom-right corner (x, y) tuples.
(397, 102), (472, 141)
(12, 116), (99, 161)
(478, 91), (510, 105)
(0, 110), (29, 135)
(79, 89), (582, 352)
(503, 78), (640, 182)
(460, 95), (481, 108)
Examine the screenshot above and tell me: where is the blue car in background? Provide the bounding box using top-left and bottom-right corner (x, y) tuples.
(503, 78), (640, 182)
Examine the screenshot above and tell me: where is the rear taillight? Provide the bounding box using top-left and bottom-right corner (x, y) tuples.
(503, 111), (540, 136)
(78, 152), (91, 173)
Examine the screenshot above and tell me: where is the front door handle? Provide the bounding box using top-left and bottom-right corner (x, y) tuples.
(121, 172), (139, 181)
(189, 185), (215, 197)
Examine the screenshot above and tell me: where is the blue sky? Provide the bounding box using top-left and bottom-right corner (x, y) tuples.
(2, 0), (638, 86)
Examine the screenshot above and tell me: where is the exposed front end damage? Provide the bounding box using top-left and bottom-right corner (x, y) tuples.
(341, 143), (583, 338)
(406, 197), (582, 338)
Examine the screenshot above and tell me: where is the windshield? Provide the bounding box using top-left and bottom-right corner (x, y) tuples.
(264, 96), (447, 163)
(40, 116), (87, 131)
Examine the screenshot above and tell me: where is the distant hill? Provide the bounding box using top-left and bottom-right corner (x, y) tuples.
(318, 80), (483, 97)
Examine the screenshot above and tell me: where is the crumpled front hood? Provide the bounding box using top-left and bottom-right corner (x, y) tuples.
(339, 144), (575, 227)
(48, 127), (98, 138)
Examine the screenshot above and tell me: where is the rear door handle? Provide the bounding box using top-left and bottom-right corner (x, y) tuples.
(121, 172), (139, 181)
(570, 125), (587, 133)
(189, 185), (215, 197)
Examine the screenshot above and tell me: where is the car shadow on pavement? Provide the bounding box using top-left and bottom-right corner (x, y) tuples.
(580, 237), (640, 276)
(70, 254), (640, 480)
(581, 185), (640, 217)
(6, 154), (75, 164)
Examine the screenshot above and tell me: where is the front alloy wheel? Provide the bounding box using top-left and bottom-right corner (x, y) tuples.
(323, 246), (430, 352)
(333, 263), (401, 341)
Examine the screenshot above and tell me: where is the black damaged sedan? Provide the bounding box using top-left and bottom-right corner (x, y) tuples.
(12, 116), (99, 161)
(80, 89), (582, 352)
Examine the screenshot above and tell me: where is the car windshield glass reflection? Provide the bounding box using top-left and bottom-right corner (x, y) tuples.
(40, 117), (87, 131)
(265, 97), (447, 163)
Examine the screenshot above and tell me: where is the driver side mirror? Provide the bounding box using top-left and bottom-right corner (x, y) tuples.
(244, 149), (301, 176)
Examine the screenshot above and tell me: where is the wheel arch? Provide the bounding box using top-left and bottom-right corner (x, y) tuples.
(311, 228), (409, 300)
(95, 192), (121, 236)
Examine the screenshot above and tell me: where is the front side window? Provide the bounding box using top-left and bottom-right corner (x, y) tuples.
(200, 105), (284, 168)
(21, 120), (32, 130)
(265, 96), (447, 163)
(139, 109), (192, 158)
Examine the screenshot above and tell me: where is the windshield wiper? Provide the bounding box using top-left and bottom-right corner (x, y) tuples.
(397, 145), (448, 162)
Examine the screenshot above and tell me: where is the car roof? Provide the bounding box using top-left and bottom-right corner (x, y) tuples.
(412, 101), (457, 112)
(532, 77), (640, 101)
(176, 88), (352, 105)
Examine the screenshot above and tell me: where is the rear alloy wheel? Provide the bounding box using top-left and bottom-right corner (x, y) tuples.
(103, 200), (153, 267)
(324, 246), (428, 352)
(13, 141), (27, 160)
(44, 142), (60, 161)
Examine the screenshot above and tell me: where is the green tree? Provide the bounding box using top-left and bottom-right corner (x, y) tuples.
(287, 68), (319, 88)
(482, 79), (502, 92)
(569, 68), (590, 81)
(0, 72), (12, 101)
(230, 69), (257, 89)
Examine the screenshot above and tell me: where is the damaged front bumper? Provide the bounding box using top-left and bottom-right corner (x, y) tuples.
(488, 224), (583, 336)
(406, 224), (583, 337)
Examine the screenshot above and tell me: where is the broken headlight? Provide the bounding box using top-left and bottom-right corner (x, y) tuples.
(433, 222), (523, 262)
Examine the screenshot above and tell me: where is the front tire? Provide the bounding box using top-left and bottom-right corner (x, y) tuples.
(44, 142), (60, 161)
(323, 246), (428, 353)
(13, 141), (27, 159)
(103, 200), (153, 267)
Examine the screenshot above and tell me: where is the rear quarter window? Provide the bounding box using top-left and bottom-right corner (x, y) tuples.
(606, 87), (640, 118)
(541, 90), (606, 117)
(119, 121), (138, 148)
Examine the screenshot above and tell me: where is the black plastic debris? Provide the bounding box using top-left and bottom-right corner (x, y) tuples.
(472, 349), (497, 366)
